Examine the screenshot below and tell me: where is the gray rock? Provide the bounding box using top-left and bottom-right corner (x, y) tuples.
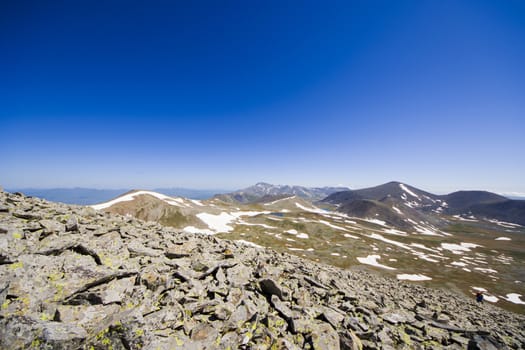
(65, 215), (78, 231)
(259, 278), (289, 300)
(41, 321), (88, 346)
(310, 322), (340, 350)
(339, 330), (363, 350)
(13, 210), (41, 220)
(128, 240), (163, 257)
(270, 294), (295, 321)
(381, 312), (407, 325)
(39, 219), (65, 233)
(468, 335), (506, 350)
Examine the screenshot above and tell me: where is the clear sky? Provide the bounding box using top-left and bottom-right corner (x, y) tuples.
(1, 0), (524, 194)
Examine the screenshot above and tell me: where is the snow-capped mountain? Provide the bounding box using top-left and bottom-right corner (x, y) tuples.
(215, 182), (350, 203)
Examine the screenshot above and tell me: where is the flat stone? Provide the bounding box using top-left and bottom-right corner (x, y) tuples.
(42, 321), (88, 345)
(382, 312), (407, 325)
(310, 322), (340, 350)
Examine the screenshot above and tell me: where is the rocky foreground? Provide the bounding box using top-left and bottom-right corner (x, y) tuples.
(0, 190), (524, 350)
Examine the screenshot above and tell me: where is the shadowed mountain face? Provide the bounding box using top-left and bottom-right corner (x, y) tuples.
(322, 181), (525, 226)
(215, 182), (350, 203)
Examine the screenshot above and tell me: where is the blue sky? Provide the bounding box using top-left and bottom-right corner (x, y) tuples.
(1, 0), (524, 194)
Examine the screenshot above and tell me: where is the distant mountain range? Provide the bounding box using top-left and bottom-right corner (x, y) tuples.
(322, 181), (525, 226)
(214, 182), (350, 203)
(6, 187), (229, 205)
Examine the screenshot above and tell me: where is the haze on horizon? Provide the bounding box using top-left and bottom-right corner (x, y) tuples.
(1, 1), (524, 195)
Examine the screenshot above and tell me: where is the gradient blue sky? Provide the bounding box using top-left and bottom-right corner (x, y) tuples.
(1, 0), (524, 194)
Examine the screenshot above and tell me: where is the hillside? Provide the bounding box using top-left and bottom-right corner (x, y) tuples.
(1, 189), (524, 349)
(87, 185), (525, 315)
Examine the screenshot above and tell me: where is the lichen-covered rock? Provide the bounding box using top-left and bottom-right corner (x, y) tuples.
(0, 190), (524, 349)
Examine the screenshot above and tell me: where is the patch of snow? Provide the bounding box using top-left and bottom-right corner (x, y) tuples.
(344, 233), (359, 239)
(392, 206), (403, 215)
(495, 237), (511, 241)
(236, 240), (264, 249)
(288, 247), (304, 251)
(369, 233), (411, 250)
(452, 215), (478, 222)
(474, 267), (498, 274)
(295, 202), (327, 214)
(440, 242), (481, 254)
(296, 233), (309, 239)
(383, 228), (407, 236)
(196, 212), (236, 232)
(365, 218), (387, 226)
(264, 196), (295, 206)
(396, 274), (432, 281)
(504, 293), (525, 305)
(409, 243), (440, 253)
(413, 226), (443, 236)
(400, 184), (420, 199)
(472, 286), (487, 292)
(331, 253), (340, 256)
(451, 261), (468, 267)
(484, 295), (499, 303)
(285, 229), (298, 235)
(319, 220), (350, 232)
(357, 255), (396, 270)
(189, 199), (204, 206)
(91, 190), (184, 210)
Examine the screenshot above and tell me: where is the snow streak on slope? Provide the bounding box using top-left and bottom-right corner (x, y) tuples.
(400, 183), (420, 199)
(91, 190), (185, 210)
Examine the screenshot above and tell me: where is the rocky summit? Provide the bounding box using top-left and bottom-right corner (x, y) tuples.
(1, 190), (524, 350)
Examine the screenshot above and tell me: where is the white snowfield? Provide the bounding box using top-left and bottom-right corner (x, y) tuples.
(91, 190), (187, 210)
(357, 254), (396, 270)
(495, 237), (511, 241)
(196, 211), (270, 233)
(504, 293), (525, 305)
(396, 274), (432, 281)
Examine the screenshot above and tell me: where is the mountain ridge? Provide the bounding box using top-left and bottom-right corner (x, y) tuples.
(1, 189), (524, 349)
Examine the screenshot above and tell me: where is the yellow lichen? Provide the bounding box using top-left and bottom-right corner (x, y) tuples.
(9, 261), (23, 270)
(13, 232), (22, 239)
(175, 336), (184, 346)
(40, 312), (52, 321)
